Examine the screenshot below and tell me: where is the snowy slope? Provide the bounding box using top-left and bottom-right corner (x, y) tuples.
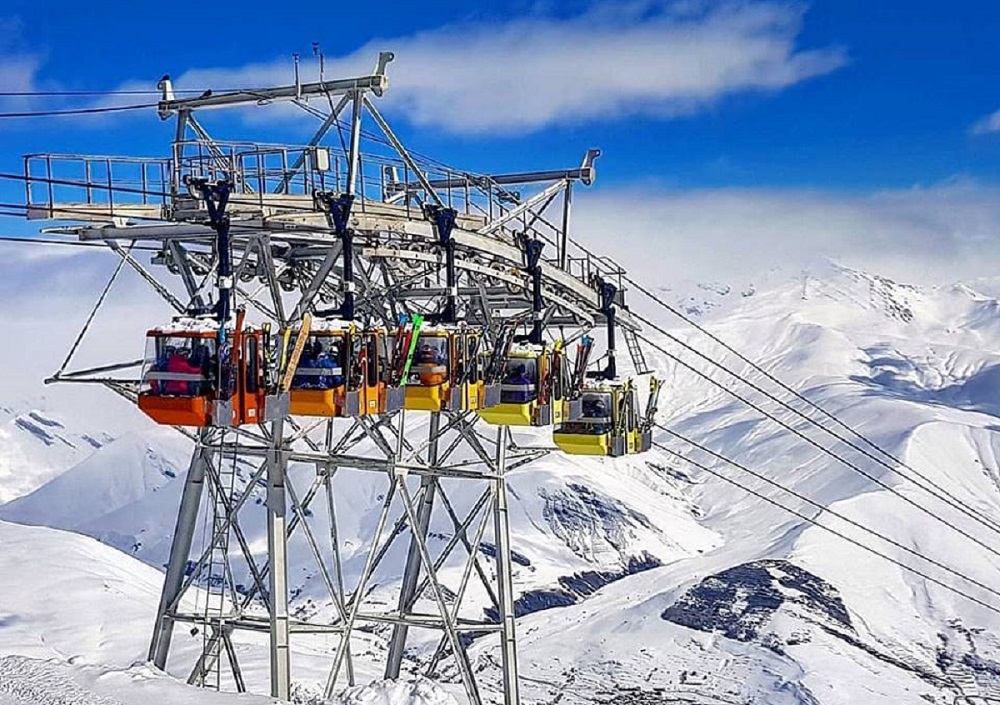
(0, 517), (474, 704)
(0, 428), (193, 561)
(0, 656), (278, 705)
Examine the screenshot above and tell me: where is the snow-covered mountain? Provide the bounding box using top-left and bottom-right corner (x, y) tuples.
(0, 406), (114, 504)
(6, 263), (1000, 704)
(0, 428), (192, 560)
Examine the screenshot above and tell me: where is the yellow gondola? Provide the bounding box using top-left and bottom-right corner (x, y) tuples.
(288, 320), (403, 418)
(549, 273), (661, 457)
(401, 324), (497, 412)
(477, 342), (580, 427)
(552, 378), (657, 457)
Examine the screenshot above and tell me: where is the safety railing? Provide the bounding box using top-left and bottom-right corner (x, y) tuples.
(172, 138), (507, 221)
(22, 142), (609, 287)
(23, 153), (171, 217)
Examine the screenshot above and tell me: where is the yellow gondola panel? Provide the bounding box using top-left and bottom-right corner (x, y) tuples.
(402, 325), (497, 413)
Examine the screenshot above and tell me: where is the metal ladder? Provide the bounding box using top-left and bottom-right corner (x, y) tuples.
(622, 326), (650, 375)
(199, 438), (241, 690)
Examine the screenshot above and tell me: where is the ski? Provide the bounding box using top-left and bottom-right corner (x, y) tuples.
(394, 314), (424, 384)
(572, 335), (594, 391)
(485, 321), (517, 385)
(279, 326), (292, 376)
(643, 376), (662, 431)
(261, 322), (275, 391)
(280, 313), (313, 393)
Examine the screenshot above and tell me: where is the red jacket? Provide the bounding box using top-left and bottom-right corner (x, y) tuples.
(163, 353), (201, 395)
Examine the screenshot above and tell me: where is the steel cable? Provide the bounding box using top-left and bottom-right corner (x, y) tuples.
(653, 428), (1000, 617)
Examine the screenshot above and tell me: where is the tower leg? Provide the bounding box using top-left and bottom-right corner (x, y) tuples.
(267, 418), (291, 700)
(494, 427), (521, 705)
(149, 430), (213, 669)
(385, 412), (441, 679)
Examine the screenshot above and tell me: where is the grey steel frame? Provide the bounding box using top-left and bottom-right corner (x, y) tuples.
(25, 55), (651, 705)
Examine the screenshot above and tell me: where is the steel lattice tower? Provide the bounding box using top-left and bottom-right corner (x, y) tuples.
(22, 53), (647, 704)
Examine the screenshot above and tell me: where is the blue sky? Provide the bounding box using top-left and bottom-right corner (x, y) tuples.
(1, 1), (999, 283)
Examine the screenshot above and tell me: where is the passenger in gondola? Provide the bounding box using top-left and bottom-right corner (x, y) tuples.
(325, 341), (344, 388)
(217, 342), (235, 399)
(293, 341), (318, 389)
(190, 344), (212, 395)
(312, 341), (338, 390)
(583, 397), (611, 435)
(415, 342), (447, 386)
(415, 343), (438, 365)
(504, 364), (534, 403)
(164, 347), (200, 396)
(149, 348), (167, 395)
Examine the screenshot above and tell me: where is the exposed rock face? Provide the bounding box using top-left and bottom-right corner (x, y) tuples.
(661, 559), (852, 643)
(540, 482), (657, 561)
(485, 553), (662, 622)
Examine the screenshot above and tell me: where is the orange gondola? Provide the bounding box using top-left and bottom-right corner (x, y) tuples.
(288, 320), (404, 418)
(138, 317), (276, 428)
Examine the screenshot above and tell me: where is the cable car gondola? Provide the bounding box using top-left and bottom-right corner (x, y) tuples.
(138, 316), (275, 427)
(550, 278), (661, 457)
(387, 204), (503, 413)
(288, 320), (404, 417)
(401, 324), (495, 412)
(478, 238), (591, 427)
(477, 341), (581, 427)
(138, 179), (283, 428)
(552, 377), (658, 457)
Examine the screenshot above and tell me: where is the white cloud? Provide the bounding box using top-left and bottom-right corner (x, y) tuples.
(0, 17), (42, 94)
(573, 181), (1000, 286)
(972, 109), (1000, 135)
(0, 53), (40, 93)
(165, 1), (846, 134)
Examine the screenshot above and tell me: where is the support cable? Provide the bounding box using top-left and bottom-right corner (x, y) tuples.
(633, 307), (1000, 538)
(626, 274), (1000, 534)
(652, 429), (1000, 618)
(55, 241), (133, 377)
(0, 88), (245, 97)
(654, 424), (1000, 605)
(638, 329), (1000, 562)
(0, 233), (162, 251)
(0, 102), (158, 118)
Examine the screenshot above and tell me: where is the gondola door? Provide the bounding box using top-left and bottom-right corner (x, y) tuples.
(447, 331), (465, 411)
(240, 332), (264, 425)
(359, 331), (381, 416)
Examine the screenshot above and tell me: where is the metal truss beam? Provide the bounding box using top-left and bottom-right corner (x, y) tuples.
(158, 53), (393, 115)
(25, 59), (633, 705)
